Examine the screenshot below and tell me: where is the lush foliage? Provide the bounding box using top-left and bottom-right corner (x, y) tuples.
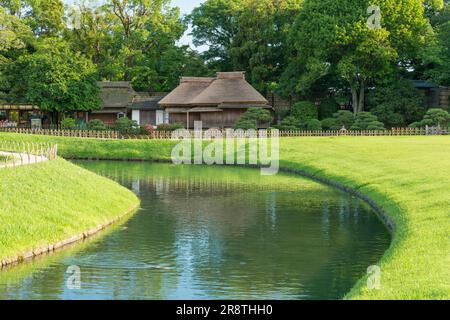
(367, 79), (426, 128)
(5, 39), (101, 112)
(234, 107), (273, 129)
(1, 0), (449, 129)
(350, 112), (385, 130)
(87, 119), (108, 131)
(113, 117), (138, 134)
(0, 0), (211, 110)
(427, 3), (450, 85)
(318, 98), (340, 120)
(61, 118), (77, 130)
(189, 0), (303, 92)
(156, 122), (184, 131)
(291, 101), (318, 123)
(409, 108), (450, 127)
(277, 101), (319, 130)
(282, 0), (434, 114)
(321, 110), (354, 130)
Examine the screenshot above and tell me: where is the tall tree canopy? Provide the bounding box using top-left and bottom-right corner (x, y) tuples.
(281, 0), (434, 114)
(5, 39), (100, 112)
(64, 0), (208, 91)
(428, 2), (450, 85)
(189, 0), (303, 92)
(0, 0), (65, 36)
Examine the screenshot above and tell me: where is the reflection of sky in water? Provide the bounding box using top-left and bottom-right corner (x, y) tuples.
(0, 162), (390, 300)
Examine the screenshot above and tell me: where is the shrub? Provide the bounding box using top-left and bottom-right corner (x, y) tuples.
(61, 118), (77, 130)
(234, 119), (257, 130)
(156, 123), (185, 131)
(114, 117), (138, 134)
(234, 108), (273, 129)
(422, 108), (450, 127)
(408, 121), (422, 128)
(367, 79), (426, 127)
(366, 121), (386, 131)
(143, 124), (156, 134)
(291, 101), (318, 123)
(87, 119), (107, 131)
(318, 98), (339, 120)
(350, 112), (385, 130)
(306, 119), (322, 130)
(244, 108), (273, 123)
(169, 123), (185, 131)
(321, 118), (338, 130)
(409, 108), (450, 128)
(277, 116), (300, 130)
(333, 110), (355, 129)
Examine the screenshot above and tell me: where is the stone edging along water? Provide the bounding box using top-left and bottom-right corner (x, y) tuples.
(0, 203), (140, 269)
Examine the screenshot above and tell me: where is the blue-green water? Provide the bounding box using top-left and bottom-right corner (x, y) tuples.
(0, 161), (390, 299)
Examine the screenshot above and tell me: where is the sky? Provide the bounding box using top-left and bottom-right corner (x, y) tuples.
(64, 0), (206, 50)
(171, 0), (206, 50)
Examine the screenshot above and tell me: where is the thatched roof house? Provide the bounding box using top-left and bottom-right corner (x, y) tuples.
(88, 82), (165, 126)
(159, 72), (271, 128)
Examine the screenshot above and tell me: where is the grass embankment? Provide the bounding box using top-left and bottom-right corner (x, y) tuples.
(0, 133), (449, 300)
(0, 157), (139, 262)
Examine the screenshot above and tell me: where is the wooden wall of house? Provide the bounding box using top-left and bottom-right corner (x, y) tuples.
(169, 113), (187, 126)
(167, 109), (246, 128)
(188, 113), (201, 128)
(140, 110), (156, 125)
(220, 109), (246, 128)
(440, 87), (450, 108)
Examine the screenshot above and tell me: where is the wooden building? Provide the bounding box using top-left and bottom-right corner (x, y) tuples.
(158, 72), (271, 129)
(0, 104), (41, 127)
(87, 82), (165, 126)
(412, 80), (450, 109)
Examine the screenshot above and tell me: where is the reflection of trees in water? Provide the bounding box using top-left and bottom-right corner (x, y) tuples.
(0, 161), (390, 299)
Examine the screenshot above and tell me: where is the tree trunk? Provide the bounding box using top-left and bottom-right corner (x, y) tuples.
(351, 82), (365, 115)
(351, 87), (358, 115)
(358, 82), (365, 114)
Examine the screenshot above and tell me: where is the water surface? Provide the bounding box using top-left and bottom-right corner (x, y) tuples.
(0, 162), (390, 299)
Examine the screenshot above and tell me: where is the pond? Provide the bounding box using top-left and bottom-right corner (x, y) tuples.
(0, 161), (390, 300)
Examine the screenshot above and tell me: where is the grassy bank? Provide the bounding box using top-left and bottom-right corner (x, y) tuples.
(0, 132), (449, 300)
(0, 157), (139, 262)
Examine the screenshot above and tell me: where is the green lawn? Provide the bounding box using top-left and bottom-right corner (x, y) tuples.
(0, 157), (139, 262)
(0, 132), (448, 300)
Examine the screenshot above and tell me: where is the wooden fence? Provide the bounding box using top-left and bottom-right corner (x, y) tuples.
(0, 126), (448, 140)
(0, 140), (58, 167)
(0, 127), (120, 139)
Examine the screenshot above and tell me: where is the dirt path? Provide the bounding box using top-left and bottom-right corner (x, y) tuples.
(0, 151), (48, 169)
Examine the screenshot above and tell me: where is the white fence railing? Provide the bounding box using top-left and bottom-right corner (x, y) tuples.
(0, 141), (58, 167)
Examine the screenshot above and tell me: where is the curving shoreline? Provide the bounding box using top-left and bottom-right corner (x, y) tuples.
(0, 158), (140, 269)
(0, 203), (139, 269)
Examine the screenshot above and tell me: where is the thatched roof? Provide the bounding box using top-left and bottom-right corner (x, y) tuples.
(159, 72), (268, 107)
(130, 92), (164, 110)
(158, 77), (214, 106)
(98, 81), (134, 109)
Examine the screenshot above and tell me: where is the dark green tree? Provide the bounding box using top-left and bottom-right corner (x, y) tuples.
(283, 0), (434, 114)
(367, 79), (426, 128)
(189, 0), (303, 92)
(6, 39), (101, 112)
